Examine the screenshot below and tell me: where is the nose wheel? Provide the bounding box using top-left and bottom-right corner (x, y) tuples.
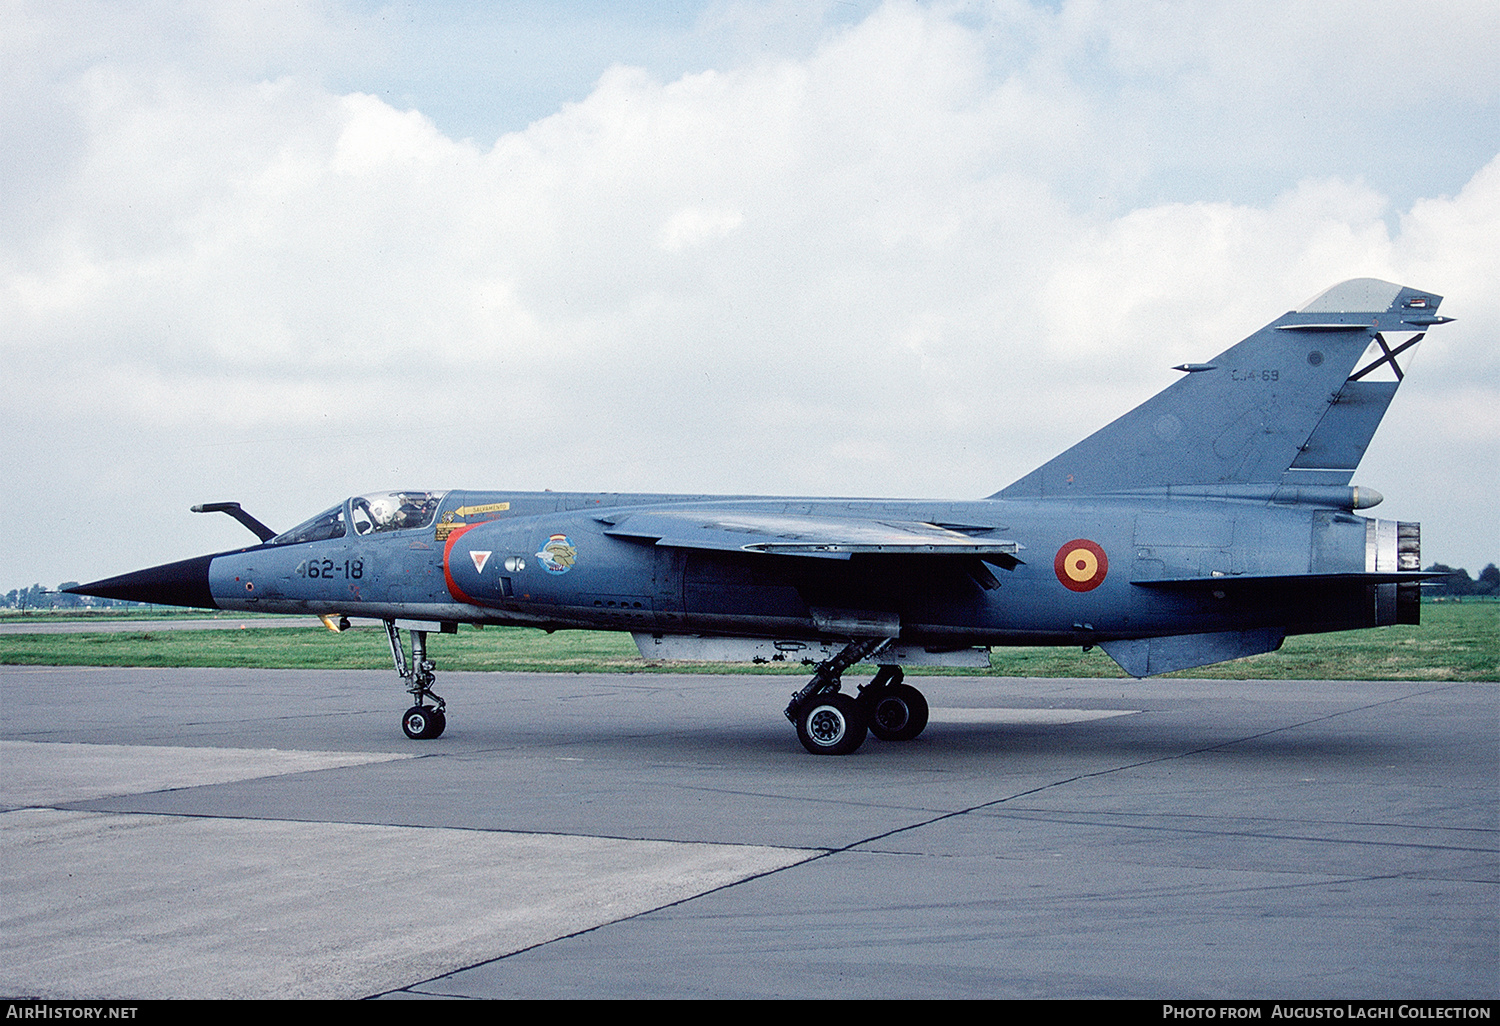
(402, 704), (446, 740)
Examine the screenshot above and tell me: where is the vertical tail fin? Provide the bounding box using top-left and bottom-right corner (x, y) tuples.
(995, 279), (1450, 499)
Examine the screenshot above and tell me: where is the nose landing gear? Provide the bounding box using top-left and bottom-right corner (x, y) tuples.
(385, 619), (447, 739)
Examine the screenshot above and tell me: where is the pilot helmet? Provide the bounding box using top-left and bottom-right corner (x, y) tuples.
(368, 495), (401, 527)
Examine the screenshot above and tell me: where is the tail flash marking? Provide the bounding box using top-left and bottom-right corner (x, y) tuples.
(1348, 332), (1423, 382)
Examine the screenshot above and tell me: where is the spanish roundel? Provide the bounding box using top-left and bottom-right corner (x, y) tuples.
(1054, 539), (1108, 592)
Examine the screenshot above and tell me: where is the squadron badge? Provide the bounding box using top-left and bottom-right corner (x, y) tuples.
(537, 534), (578, 574)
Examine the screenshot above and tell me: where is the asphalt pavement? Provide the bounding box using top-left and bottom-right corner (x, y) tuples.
(1, 664), (1494, 999)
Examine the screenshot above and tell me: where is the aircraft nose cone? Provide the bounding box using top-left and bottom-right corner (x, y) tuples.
(66, 554), (218, 609)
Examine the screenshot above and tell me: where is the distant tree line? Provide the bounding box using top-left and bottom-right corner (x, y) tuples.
(2, 584), (145, 610)
(1422, 564), (1500, 600)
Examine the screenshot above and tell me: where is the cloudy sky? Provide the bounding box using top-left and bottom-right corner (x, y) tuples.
(4, 0), (1498, 590)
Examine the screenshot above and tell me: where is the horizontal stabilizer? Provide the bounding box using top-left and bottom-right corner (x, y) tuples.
(603, 510), (1024, 567)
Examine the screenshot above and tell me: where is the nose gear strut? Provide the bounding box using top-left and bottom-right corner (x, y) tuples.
(384, 619), (447, 739)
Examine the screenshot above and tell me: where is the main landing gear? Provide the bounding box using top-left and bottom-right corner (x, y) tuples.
(384, 619), (446, 740)
(784, 639), (930, 755)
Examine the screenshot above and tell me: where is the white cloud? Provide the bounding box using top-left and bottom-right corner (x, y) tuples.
(658, 206), (745, 252)
(2, 0), (1497, 584)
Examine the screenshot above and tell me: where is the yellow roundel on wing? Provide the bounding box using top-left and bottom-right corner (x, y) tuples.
(1053, 538), (1108, 592)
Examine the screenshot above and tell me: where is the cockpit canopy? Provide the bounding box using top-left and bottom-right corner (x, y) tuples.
(350, 491), (445, 535)
(268, 491), (448, 546)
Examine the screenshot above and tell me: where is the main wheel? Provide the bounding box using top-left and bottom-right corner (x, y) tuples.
(865, 683), (929, 742)
(795, 693), (867, 755)
(402, 705), (444, 740)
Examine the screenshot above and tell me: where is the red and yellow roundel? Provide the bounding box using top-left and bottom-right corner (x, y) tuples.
(1054, 539), (1108, 592)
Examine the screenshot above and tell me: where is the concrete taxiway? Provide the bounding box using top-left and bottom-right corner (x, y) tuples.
(1, 663), (1495, 999)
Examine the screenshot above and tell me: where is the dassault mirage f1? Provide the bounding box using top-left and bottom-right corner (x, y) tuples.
(71, 279), (1451, 754)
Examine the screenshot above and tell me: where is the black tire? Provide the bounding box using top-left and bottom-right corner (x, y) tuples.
(402, 705), (441, 740)
(866, 683), (929, 742)
(796, 693), (867, 755)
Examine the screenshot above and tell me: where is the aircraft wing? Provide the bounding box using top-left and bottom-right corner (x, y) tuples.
(599, 510), (1024, 568)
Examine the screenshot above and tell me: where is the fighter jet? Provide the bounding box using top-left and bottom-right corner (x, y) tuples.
(70, 279), (1451, 754)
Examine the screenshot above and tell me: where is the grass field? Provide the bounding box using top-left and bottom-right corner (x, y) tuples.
(2, 602), (1494, 680)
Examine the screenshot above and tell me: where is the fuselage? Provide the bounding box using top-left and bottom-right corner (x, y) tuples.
(197, 487), (1406, 649)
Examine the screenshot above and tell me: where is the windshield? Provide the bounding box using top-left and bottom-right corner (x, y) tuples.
(269, 504), (347, 546)
(350, 491), (446, 535)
